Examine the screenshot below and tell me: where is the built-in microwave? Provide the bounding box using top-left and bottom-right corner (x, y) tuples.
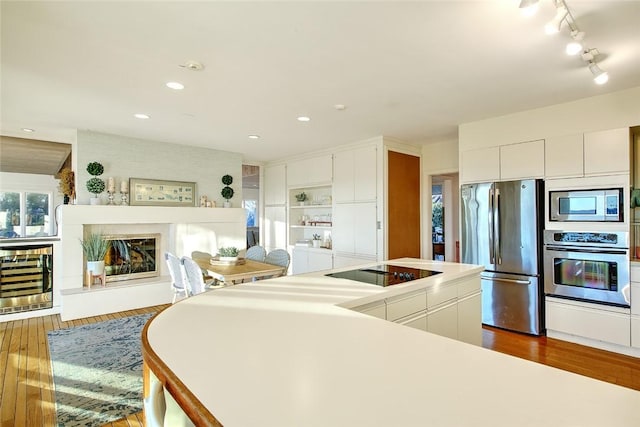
(549, 188), (623, 222)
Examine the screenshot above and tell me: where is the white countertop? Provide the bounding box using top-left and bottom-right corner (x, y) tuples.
(146, 259), (640, 426)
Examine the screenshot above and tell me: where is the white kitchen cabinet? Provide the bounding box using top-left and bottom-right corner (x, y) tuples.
(427, 300), (458, 340)
(629, 268), (639, 348)
(333, 146), (377, 203)
(291, 247), (333, 274)
(288, 185), (332, 248)
(457, 292), (482, 345)
(352, 300), (386, 320)
(500, 140), (544, 180)
(333, 254), (376, 269)
(333, 202), (377, 257)
(264, 164), (287, 205)
(460, 146), (500, 184)
(545, 134), (584, 178)
(386, 290), (427, 322)
(264, 206), (287, 253)
(397, 310), (428, 332)
(546, 297), (631, 347)
(583, 127), (630, 176)
(287, 155), (333, 187)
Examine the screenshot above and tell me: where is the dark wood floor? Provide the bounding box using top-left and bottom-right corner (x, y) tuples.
(1, 309), (639, 427)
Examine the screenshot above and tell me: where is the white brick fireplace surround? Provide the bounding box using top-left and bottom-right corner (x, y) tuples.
(57, 205), (246, 321)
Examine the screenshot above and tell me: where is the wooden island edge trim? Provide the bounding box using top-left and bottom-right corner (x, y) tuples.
(142, 310), (224, 427)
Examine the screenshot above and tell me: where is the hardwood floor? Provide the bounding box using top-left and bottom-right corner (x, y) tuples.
(1, 308), (639, 427)
(0, 305), (168, 427)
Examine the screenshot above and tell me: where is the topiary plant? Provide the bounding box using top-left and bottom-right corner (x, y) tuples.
(87, 177), (105, 196)
(222, 174), (233, 186)
(86, 162), (104, 177)
(221, 186), (234, 201)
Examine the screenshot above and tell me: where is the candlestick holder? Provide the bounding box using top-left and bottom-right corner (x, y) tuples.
(106, 190), (116, 205)
(120, 190), (129, 206)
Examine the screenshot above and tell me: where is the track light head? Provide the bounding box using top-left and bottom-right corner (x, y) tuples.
(545, 5), (569, 34)
(566, 31), (585, 55)
(519, 0), (540, 16)
(588, 62), (609, 85)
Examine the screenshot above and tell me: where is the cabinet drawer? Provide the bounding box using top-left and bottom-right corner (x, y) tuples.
(546, 299), (630, 346)
(386, 291), (426, 322)
(354, 301), (386, 320)
(632, 316), (640, 349)
(457, 276), (481, 298)
(396, 310), (427, 332)
(427, 284), (457, 308)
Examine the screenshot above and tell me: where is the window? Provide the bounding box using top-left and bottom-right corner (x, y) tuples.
(0, 191), (52, 238)
(243, 199), (257, 227)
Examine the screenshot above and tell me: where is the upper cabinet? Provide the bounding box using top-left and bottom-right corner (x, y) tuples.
(583, 128), (630, 176)
(334, 146), (377, 202)
(545, 128), (630, 179)
(287, 155), (333, 188)
(264, 164), (287, 205)
(500, 140), (544, 180)
(545, 134), (584, 179)
(460, 147), (500, 183)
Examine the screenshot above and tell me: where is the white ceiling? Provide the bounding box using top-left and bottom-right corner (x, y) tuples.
(2, 1), (640, 163)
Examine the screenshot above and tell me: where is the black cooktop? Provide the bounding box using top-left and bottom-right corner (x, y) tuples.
(325, 264), (442, 287)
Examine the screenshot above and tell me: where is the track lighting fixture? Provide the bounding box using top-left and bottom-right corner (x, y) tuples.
(519, 0), (540, 16)
(518, 0), (609, 84)
(588, 62), (609, 85)
(544, 4), (569, 34)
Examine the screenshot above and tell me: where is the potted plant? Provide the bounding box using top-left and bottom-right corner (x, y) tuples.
(295, 192), (308, 206)
(221, 174), (234, 208)
(218, 246), (239, 262)
(86, 161), (105, 205)
(80, 232), (111, 287)
(58, 168), (75, 204)
(312, 233), (322, 248)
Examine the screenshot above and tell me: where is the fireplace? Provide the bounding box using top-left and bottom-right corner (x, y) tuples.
(104, 234), (160, 282)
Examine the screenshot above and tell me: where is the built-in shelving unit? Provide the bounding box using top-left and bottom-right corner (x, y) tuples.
(288, 185), (333, 249)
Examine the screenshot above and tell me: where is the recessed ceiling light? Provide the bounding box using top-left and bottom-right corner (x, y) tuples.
(248, 135), (260, 140)
(166, 81), (185, 90)
(21, 128), (34, 132)
(297, 116), (310, 122)
(334, 104), (346, 111)
(134, 113), (150, 119)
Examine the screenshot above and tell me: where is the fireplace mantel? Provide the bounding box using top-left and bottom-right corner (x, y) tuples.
(56, 205), (246, 320)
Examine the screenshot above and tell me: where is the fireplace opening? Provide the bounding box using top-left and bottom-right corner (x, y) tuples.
(104, 234), (160, 282)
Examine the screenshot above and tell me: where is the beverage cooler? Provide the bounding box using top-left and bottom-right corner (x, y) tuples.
(0, 244), (53, 314)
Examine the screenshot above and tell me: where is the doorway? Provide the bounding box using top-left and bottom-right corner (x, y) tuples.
(430, 173), (459, 262)
(242, 164), (260, 247)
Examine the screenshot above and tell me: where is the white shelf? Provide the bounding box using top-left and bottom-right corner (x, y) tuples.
(290, 204), (332, 209)
(290, 225), (332, 230)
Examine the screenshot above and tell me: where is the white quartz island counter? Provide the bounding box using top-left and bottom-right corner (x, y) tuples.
(143, 259), (640, 426)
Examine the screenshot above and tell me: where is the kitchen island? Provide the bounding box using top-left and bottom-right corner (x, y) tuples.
(142, 259), (640, 426)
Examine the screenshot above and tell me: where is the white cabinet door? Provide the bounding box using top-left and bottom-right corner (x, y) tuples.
(632, 317), (640, 348)
(583, 127), (629, 176)
(264, 164), (287, 205)
(397, 311), (428, 332)
(354, 300), (386, 320)
(333, 204), (355, 253)
(333, 146), (377, 203)
(333, 254), (376, 269)
(291, 247), (308, 274)
(354, 145), (377, 201)
(457, 292), (482, 346)
(287, 155), (333, 187)
(545, 134), (584, 178)
(386, 290), (427, 322)
(354, 202), (377, 256)
(308, 250), (333, 272)
(264, 206), (287, 252)
(500, 140), (544, 180)
(427, 301), (458, 340)
(460, 147), (500, 183)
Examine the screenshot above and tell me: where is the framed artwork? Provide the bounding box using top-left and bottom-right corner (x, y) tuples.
(129, 178), (196, 207)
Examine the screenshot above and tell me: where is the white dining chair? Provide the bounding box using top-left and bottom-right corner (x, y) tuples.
(191, 250), (216, 285)
(165, 252), (188, 303)
(263, 249), (290, 278)
(181, 256), (208, 296)
(245, 245), (266, 262)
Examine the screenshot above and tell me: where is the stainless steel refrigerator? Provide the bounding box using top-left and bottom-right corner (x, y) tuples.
(460, 179), (544, 335)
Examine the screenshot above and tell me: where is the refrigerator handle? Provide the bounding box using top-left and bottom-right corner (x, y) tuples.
(488, 187), (495, 264)
(494, 188), (501, 264)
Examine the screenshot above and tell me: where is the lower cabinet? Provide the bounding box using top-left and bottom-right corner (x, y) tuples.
(291, 248), (333, 274)
(397, 310), (427, 331)
(427, 301), (457, 339)
(354, 300), (386, 320)
(546, 297), (631, 347)
(457, 292), (482, 346)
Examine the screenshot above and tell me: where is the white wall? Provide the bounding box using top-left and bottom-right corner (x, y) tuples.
(75, 130), (243, 206)
(459, 86), (640, 151)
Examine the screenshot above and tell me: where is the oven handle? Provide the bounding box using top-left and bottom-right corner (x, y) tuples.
(544, 245), (628, 255)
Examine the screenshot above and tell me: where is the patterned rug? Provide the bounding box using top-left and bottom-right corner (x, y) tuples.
(47, 312), (154, 427)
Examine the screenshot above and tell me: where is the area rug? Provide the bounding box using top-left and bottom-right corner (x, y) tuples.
(47, 312), (154, 427)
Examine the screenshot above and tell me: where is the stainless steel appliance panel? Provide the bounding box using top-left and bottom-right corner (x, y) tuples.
(481, 272), (542, 335)
(549, 188), (623, 222)
(460, 182), (494, 270)
(493, 180), (540, 276)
